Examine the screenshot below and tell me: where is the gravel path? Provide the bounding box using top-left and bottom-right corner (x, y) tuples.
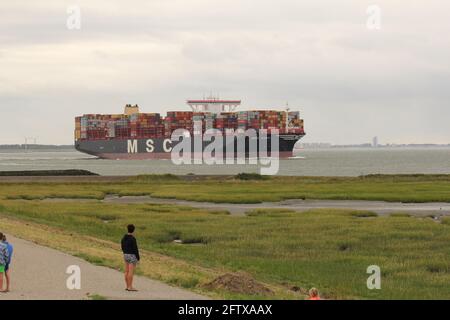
(0, 235), (207, 300)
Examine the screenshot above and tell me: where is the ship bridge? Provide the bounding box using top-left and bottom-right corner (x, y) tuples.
(187, 97), (241, 113)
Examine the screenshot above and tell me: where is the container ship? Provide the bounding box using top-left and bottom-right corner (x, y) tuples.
(75, 98), (305, 159)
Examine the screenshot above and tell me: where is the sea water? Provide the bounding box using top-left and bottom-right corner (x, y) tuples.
(0, 147), (449, 176)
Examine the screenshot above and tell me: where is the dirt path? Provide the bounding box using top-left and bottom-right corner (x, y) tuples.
(0, 235), (207, 300)
(102, 195), (450, 216)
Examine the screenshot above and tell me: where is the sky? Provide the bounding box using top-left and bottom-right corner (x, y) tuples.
(0, 0), (449, 145)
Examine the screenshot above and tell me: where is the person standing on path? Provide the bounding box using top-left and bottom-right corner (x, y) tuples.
(2, 234), (13, 292)
(121, 224), (140, 291)
(0, 232), (10, 293)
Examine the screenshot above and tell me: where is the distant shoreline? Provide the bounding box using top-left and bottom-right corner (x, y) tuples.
(0, 144), (74, 150)
(0, 169), (98, 176)
(1, 144), (449, 151)
(297, 144), (450, 149)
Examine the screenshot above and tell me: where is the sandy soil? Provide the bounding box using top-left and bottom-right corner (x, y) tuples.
(0, 235), (207, 300)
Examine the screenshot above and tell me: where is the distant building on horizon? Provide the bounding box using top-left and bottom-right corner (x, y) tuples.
(298, 142), (332, 149)
(372, 136), (379, 148)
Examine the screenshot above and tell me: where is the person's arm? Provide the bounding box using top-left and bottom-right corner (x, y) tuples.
(133, 237), (140, 261)
(121, 236), (125, 253)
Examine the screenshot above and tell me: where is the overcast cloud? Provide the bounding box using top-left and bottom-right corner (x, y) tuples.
(0, 0), (449, 144)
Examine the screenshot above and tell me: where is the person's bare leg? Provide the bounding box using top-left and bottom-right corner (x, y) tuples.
(5, 270), (10, 292)
(124, 263), (130, 289)
(128, 264), (137, 290)
(127, 264), (133, 289)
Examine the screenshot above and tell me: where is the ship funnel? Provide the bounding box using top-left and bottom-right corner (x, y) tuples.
(124, 104), (140, 115)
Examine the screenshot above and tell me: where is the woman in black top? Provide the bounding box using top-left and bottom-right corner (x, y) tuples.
(121, 224), (140, 291)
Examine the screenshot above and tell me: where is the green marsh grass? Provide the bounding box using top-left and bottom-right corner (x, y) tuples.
(1, 175), (450, 203)
(1, 198), (449, 299)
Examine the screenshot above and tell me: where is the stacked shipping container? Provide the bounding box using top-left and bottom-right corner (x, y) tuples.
(129, 113), (163, 138)
(75, 108), (304, 141)
(165, 111), (194, 138)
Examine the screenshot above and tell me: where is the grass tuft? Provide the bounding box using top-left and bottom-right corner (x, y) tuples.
(246, 208), (296, 216)
(426, 263), (450, 274)
(88, 294), (108, 300)
(349, 211), (378, 218)
(131, 174), (180, 183)
(390, 213), (411, 218)
(235, 173), (269, 181)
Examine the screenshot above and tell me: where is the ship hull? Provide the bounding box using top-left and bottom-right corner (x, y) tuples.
(75, 134), (304, 160)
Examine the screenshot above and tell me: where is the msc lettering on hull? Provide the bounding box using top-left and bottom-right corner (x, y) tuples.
(127, 139), (172, 154)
